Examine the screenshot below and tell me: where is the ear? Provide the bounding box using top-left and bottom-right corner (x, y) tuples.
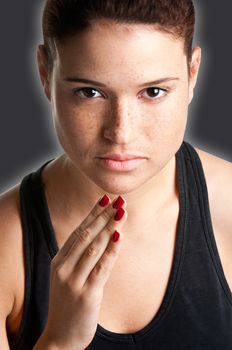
(188, 47), (201, 104)
(37, 45), (52, 102)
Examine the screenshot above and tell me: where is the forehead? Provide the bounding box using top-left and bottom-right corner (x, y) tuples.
(55, 20), (187, 79)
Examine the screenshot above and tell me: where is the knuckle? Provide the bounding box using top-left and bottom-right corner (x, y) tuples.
(72, 227), (80, 239)
(93, 260), (107, 276)
(52, 263), (67, 283)
(66, 275), (82, 295)
(86, 243), (99, 257)
(78, 290), (89, 305)
(80, 287), (100, 306)
(105, 243), (117, 258)
(78, 227), (91, 243)
(105, 223), (114, 236)
(53, 266), (82, 294)
(101, 209), (112, 222)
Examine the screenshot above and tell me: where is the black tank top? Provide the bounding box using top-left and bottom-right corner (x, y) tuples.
(8, 141), (232, 350)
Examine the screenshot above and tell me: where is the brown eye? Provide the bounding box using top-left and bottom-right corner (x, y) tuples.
(143, 87), (167, 100)
(73, 87), (102, 99)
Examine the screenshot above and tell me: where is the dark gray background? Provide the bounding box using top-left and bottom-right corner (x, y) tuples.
(0, 1), (231, 193)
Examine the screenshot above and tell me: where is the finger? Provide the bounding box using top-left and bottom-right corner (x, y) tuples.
(71, 205), (127, 289)
(54, 196), (127, 274)
(54, 194), (112, 261)
(84, 228), (124, 292)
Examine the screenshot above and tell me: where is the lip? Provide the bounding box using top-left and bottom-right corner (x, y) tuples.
(97, 157), (146, 171)
(97, 153), (147, 161)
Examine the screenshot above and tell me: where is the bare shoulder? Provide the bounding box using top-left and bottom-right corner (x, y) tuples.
(194, 145), (232, 231)
(0, 185), (25, 337)
(194, 146), (232, 223)
(194, 146), (232, 179)
(193, 146), (232, 289)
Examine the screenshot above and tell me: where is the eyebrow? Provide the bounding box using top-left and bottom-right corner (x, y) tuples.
(63, 76), (180, 87)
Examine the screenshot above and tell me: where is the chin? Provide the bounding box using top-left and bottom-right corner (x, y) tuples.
(90, 171), (148, 195)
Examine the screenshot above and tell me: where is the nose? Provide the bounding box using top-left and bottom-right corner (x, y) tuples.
(103, 98), (137, 145)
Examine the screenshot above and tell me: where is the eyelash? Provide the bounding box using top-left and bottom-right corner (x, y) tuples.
(72, 87), (168, 101)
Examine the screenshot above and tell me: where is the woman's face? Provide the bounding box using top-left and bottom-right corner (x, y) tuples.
(38, 21), (201, 194)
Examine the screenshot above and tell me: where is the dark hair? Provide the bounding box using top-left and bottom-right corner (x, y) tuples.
(42, 0), (195, 75)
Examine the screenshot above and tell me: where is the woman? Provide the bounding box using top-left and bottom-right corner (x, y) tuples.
(0, 0), (232, 349)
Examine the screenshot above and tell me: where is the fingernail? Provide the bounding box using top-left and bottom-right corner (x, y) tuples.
(99, 194), (110, 207)
(112, 230), (120, 242)
(112, 195), (125, 209)
(114, 207), (125, 221)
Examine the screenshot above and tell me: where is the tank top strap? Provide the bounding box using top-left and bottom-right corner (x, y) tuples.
(10, 158), (56, 350)
(182, 141), (232, 303)
(20, 159), (58, 257)
(29, 159), (59, 257)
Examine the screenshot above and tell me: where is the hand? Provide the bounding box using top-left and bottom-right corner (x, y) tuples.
(42, 195), (127, 350)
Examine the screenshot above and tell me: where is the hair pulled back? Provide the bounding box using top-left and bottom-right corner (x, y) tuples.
(42, 0), (195, 74)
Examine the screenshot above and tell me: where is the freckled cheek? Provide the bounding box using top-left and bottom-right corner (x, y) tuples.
(52, 96), (100, 153)
(146, 94), (188, 143)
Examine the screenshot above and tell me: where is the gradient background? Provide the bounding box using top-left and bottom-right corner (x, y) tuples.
(0, 1), (231, 193)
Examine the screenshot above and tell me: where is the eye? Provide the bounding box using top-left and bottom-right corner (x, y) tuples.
(141, 87), (167, 100)
(73, 87), (103, 99)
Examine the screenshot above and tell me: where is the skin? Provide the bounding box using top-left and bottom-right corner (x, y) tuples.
(37, 20), (201, 244)
(3, 19), (232, 350)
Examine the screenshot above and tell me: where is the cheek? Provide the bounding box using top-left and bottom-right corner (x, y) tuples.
(162, 88), (188, 131)
(145, 88), (189, 147)
(52, 89), (100, 154)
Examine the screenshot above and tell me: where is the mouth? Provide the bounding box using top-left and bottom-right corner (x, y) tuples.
(96, 156), (146, 171)
(98, 153), (147, 161)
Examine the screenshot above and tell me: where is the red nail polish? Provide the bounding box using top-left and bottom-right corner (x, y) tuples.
(114, 207), (125, 221)
(113, 195), (125, 209)
(99, 194), (110, 207)
(112, 230), (120, 242)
